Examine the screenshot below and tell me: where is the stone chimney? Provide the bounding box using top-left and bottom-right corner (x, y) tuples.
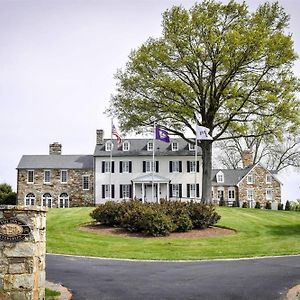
(96, 129), (104, 145)
(49, 142), (62, 155)
(241, 149), (253, 168)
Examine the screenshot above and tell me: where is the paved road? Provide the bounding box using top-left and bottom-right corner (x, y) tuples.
(46, 254), (300, 300)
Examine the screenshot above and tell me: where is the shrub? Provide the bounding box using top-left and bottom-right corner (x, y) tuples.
(242, 202), (248, 208)
(285, 200), (291, 211)
(219, 196), (226, 207)
(254, 201), (261, 209)
(278, 203), (284, 210)
(265, 202), (271, 209)
(290, 200), (300, 211)
(174, 213), (193, 232)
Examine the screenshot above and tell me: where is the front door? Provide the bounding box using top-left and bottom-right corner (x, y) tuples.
(145, 184), (157, 202)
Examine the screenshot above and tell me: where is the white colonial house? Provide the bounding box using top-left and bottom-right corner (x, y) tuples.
(94, 130), (202, 204)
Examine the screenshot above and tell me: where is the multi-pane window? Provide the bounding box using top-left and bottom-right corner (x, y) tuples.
(266, 174), (272, 184)
(247, 174), (254, 184)
(102, 184), (115, 199)
(147, 141), (153, 151)
(59, 193), (69, 208)
(189, 184), (196, 198)
(189, 143), (195, 151)
(123, 141), (130, 151)
(217, 189), (224, 200)
(82, 175), (89, 190)
(247, 189), (254, 201)
(102, 161), (114, 173)
(217, 173), (224, 183)
(172, 161), (180, 173)
(105, 141), (113, 151)
(121, 184), (131, 199)
(146, 161), (155, 173)
(122, 161), (130, 173)
(27, 170), (34, 183)
(44, 170), (51, 184)
(60, 170), (68, 183)
(171, 142), (178, 151)
(172, 184), (180, 198)
(42, 193), (52, 208)
(25, 193), (35, 206)
(189, 161), (196, 173)
(228, 189), (235, 200)
(266, 189), (273, 200)
(105, 161), (111, 173)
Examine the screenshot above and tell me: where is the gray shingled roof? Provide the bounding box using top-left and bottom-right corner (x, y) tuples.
(211, 166), (253, 186)
(94, 138), (200, 157)
(17, 155), (93, 169)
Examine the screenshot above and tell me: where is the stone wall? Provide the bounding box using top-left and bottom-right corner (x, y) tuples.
(0, 205), (47, 300)
(238, 165), (281, 206)
(17, 169), (94, 207)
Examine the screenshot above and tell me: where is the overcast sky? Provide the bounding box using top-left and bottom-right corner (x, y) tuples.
(0, 0), (299, 201)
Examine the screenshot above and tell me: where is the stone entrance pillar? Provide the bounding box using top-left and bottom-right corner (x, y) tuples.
(0, 205), (47, 300)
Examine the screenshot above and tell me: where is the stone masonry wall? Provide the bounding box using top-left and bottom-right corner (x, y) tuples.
(17, 169), (94, 207)
(238, 165), (281, 206)
(0, 205), (47, 300)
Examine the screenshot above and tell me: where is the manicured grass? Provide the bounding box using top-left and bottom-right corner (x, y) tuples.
(45, 288), (60, 300)
(46, 207), (300, 260)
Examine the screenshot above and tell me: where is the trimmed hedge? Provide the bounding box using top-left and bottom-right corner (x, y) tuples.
(90, 200), (221, 236)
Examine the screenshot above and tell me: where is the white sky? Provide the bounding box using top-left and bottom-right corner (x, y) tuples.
(0, 0), (299, 201)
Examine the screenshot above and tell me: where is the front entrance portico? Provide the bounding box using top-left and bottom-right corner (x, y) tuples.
(132, 174), (170, 203)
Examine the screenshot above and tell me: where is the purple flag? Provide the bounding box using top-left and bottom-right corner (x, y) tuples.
(155, 127), (170, 143)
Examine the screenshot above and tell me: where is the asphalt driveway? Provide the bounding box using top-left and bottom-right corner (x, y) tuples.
(46, 254), (300, 300)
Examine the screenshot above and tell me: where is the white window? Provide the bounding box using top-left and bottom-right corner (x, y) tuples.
(122, 161), (130, 173)
(247, 174), (254, 184)
(44, 170), (51, 184)
(189, 143), (195, 151)
(105, 141), (113, 151)
(25, 193), (35, 206)
(122, 184), (131, 199)
(228, 189), (235, 200)
(42, 193), (52, 208)
(217, 189), (224, 200)
(104, 161), (111, 173)
(189, 184), (196, 198)
(146, 161), (155, 173)
(147, 141), (153, 151)
(60, 170), (68, 183)
(189, 161), (196, 173)
(123, 141), (130, 151)
(266, 174), (272, 184)
(82, 175), (89, 190)
(59, 193), (69, 208)
(172, 161), (180, 173)
(172, 141), (178, 151)
(27, 170), (34, 184)
(216, 171), (224, 183)
(266, 189), (273, 200)
(247, 189), (254, 201)
(104, 185), (110, 199)
(172, 184), (180, 198)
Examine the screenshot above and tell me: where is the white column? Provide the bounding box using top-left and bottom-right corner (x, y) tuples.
(142, 183), (145, 203)
(133, 183), (136, 200)
(157, 183), (160, 204)
(167, 182), (169, 201)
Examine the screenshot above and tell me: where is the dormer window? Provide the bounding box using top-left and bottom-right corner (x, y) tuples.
(172, 141), (178, 151)
(123, 141), (130, 151)
(189, 143), (195, 151)
(105, 141), (113, 152)
(216, 171), (224, 183)
(266, 174), (272, 184)
(147, 141), (153, 151)
(247, 174), (254, 184)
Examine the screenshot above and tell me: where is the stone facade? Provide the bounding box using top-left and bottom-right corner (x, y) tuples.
(0, 205), (46, 300)
(238, 164), (281, 207)
(17, 169), (94, 207)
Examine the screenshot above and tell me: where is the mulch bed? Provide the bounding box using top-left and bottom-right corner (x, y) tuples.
(80, 223), (234, 239)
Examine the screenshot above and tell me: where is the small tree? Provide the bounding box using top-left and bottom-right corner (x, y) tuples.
(255, 201), (261, 209)
(285, 200), (291, 211)
(0, 183), (17, 205)
(278, 203), (284, 210)
(265, 201), (272, 209)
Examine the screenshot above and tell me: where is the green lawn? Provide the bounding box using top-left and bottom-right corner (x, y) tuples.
(46, 207), (300, 260)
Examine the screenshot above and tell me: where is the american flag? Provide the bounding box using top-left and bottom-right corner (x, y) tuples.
(112, 124), (122, 144)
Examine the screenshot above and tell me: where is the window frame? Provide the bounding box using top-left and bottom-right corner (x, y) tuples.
(216, 172), (224, 183)
(105, 141), (113, 152)
(147, 141), (153, 151)
(82, 175), (89, 190)
(59, 193), (69, 208)
(189, 143), (195, 151)
(247, 174), (254, 184)
(42, 193), (52, 208)
(60, 170), (68, 184)
(247, 189), (255, 201)
(25, 193), (35, 206)
(172, 184), (180, 198)
(27, 170), (34, 184)
(266, 174), (272, 184)
(44, 170), (51, 184)
(266, 188), (273, 201)
(171, 141), (178, 151)
(123, 141), (130, 151)
(145, 161), (155, 173)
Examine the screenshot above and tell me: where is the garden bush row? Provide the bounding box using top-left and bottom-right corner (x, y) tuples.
(90, 200), (221, 237)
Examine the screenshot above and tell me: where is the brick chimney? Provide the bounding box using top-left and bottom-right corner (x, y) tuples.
(241, 149), (253, 168)
(96, 129), (104, 145)
(49, 142), (62, 155)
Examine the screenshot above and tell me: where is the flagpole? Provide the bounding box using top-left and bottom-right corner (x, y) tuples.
(152, 122), (156, 203)
(110, 119), (113, 200)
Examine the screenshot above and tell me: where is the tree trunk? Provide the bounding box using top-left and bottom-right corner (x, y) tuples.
(201, 141), (213, 204)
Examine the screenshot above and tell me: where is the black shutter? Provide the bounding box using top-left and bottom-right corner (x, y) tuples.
(187, 161), (190, 173)
(111, 162), (115, 173)
(102, 161), (105, 173)
(169, 184), (172, 197)
(196, 184), (200, 198)
(197, 161), (200, 172)
(111, 185), (115, 198)
(187, 184), (190, 198)
(179, 161), (182, 173)
(143, 161), (146, 173)
(129, 161), (132, 173)
(119, 161), (123, 173)
(129, 185), (133, 198)
(179, 184), (182, 198)
(156, 161), (159, 173)
(120, 185), (123, 198)
(169, 161), (173, 173)
(102, 185), (105, 198)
